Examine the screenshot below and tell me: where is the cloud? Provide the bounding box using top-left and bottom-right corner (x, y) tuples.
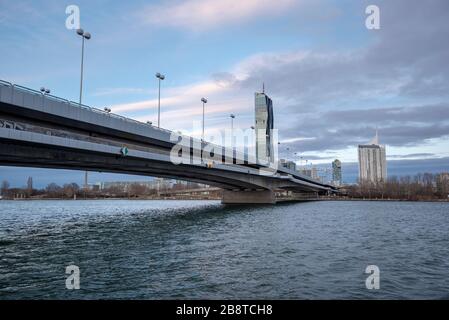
(280, 103), (449, 153)
(108, 0), (449, 157)
(93, 87), (152, 97)
(229, 0), (449, 107)
(297, 155), (335, 161)
(388, 153), (436, 159)
(219, 0), (449, 155)
(107, 79), (253, 136)
(138, 0), (298, 31)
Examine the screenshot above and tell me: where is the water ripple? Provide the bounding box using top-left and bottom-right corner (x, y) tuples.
(0, 200), (448, 299)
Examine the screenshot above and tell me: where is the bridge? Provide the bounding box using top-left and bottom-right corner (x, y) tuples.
(0, 79), (336, 204)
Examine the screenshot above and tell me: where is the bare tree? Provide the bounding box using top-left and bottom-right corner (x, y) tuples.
(63, 183), (80, 198)
(346, 172), (448, 200)
(45, 183), (62, 198)
(128, 183), (148, 197)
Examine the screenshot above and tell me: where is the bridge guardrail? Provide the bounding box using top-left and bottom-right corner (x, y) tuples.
(1, 79), (175, 135)
(0, 79), (244, 154)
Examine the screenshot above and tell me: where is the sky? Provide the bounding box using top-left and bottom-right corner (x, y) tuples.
(0, 0), (448, 187)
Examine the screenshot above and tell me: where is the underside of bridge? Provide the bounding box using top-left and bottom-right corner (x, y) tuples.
(0, 139), (325, 204)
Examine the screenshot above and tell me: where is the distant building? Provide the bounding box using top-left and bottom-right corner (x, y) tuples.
(280, 159), (296, 171)
(101, 180), (157, 192)
(255, 90), (274, 164)
(332, 159), (342, 186)
(358, 131), (387, 183)
(298, 166), (319, 180)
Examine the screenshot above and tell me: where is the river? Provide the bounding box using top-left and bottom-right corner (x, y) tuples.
(0, 200), (448, 299)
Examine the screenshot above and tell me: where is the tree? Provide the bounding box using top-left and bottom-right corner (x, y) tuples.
(63, 183), (80, 198)
(46, 183), (62, 198)
(436, 173), (449, 199)
(128, 183), (148, 197)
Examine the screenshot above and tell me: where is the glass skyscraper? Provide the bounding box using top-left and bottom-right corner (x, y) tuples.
(332, 159), (342, 186)
(255, 92), (274, 164)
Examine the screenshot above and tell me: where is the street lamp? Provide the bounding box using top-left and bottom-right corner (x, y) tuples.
(104, 107), (111, 113)
(147, 121), (153, 126)
(76, 28), (91, 106)
(40, 87), (51, 95)
(155, 72), (165, 128)
(230, 114), (236, 148)
(230, 114), (235, 131)
(201, 98), (208, 142)
(76, 28), (91, 195)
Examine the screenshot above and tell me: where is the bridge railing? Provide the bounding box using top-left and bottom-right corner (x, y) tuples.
(0, 79), (248, 158)
(0, 79), (173, 135)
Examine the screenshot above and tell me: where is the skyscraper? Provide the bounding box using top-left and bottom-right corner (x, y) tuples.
(255, 90), (274, 164)
(332, 159), (342, 186)
(358, 131), (387, 183)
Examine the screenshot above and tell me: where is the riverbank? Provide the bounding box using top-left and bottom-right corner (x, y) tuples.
(1, 197), (447, 202)
(322, 197), (449, 203)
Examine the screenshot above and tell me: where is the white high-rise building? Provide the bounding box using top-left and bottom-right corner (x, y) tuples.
(358, 131), (387, 183)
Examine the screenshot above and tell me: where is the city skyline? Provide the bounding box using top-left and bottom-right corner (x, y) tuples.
(1, 0), (448, 183)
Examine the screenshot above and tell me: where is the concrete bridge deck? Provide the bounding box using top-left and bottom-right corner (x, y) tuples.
(0, 79), (336, 204)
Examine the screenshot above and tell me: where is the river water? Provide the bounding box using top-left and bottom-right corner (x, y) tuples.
(0, 200), (448, 299)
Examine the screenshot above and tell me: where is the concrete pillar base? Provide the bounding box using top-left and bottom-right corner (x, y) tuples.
(221, 190), (275, 204)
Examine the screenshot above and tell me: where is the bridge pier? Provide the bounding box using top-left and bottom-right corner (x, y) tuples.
(221, 190), (275, 205)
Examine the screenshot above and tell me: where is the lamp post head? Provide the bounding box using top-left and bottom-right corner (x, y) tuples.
(230, 114), (235, 119)
(251, 126), (255, 130)
(83, 32), (91, 40)
(40, 87), (46, 93)
(201, 98), (207, 104)
(76, 28), (84, 36)
(147, 121), (153, 125)
(104, 107), (111, 113)
(45, 89), (51, 94)
(156, 73), (165, 80)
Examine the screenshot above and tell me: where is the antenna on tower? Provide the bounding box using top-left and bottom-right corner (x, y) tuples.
(262, 82), (265, 94)
(369, 127), (380, 145)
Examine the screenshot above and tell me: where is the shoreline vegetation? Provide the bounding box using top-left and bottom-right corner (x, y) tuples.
(1, 197), (448, 202)
(1, 172), (448, 202)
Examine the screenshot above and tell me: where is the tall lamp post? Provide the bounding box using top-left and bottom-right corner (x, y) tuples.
(76, 28), (91, 192)
(156, 73), (165, 128)
(250, 125), (255, 146)
(230, 114), (235, 147)
(76, 28), (91, 106)
(201, 98), (208, 142)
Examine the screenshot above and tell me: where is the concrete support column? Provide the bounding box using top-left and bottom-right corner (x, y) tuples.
(221, 189), (275, 205)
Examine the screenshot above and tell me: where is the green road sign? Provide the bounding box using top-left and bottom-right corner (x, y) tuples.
(120, 146), (129, 156)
